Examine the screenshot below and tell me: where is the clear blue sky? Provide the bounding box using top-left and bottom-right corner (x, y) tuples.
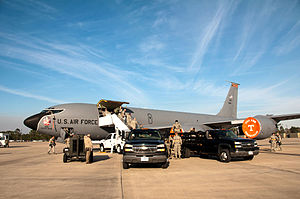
(0, 0), (300, 133)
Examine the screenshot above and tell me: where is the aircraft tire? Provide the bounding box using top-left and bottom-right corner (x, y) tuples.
(123, 162), (129, 169)
(63, 154), (68, 163)
(219, 149), (231, 163)
(100, 144), (105, 152)
(184, 148), (191, 158)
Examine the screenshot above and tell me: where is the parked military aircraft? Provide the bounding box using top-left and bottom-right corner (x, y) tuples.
(24, 82), (300, 140)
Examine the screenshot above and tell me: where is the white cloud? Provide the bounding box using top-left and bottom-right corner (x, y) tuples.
(189, 1), (234, 71)
(139, 36), (165, 52)
(0, 32), (150, 105)
(274, 20), (300, 55)
(0, 85), (65, 104)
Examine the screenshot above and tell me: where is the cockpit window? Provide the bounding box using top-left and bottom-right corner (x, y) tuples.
(41, 109), (64, 115)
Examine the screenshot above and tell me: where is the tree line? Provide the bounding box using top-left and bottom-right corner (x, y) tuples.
(1, 129), (51, 141)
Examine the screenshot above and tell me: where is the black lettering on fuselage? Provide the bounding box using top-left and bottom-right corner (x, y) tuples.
(79, 119), (98, 125)
(57, 119), (61, 124)
(74, 119), (79, 124)
(64, 119), (68, 124)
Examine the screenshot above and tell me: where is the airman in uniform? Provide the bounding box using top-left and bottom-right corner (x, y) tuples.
(126, 112), (132, 125)
(64, 133), (73, 148)
(190, 127), (196, 133)
(121, 108), (127, 121)
(48, 136), (56, 154)
(276, 132), (282, 151)
(103, 108), (110, 116)
(165, 135), (173, 158)
(172, 120), (182, 133)
(130, 118), (138, 130)
(173, 132), (182, 159)
(84, 134), (93, 164)
(269, 133), (277, 152)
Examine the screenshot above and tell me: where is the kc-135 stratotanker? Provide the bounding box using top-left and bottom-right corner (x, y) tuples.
(24, 83), (300, 140)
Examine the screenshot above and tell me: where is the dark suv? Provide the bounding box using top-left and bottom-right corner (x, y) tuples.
(122, 129), (169, 169)
(181, 130), (259, 162)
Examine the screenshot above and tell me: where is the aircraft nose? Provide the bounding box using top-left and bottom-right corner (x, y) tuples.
(24, 113), (45, 130)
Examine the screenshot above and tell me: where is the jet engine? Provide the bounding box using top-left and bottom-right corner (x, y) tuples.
(242, 115), (277, 140)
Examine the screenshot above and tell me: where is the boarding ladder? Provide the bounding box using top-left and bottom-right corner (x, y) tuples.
(98, 114), (130, 132)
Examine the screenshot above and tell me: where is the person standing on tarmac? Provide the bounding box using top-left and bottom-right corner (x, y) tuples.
(276, 132), (282, 151)
(84, 134), (93, 164)
(165, 135), (173, 159)
(269, 133), (277, 152)
(48, 136), (56, 154)
(173, 132), (182, 159)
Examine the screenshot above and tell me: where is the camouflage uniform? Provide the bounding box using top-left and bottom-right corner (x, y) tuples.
(276, 133), (282, 151)
(64, 137), (70, 148)
(173, 134), (182, 159)
(269, 134), (277, 152)
(130, 118), (138, 130)
(165, 136), (172, 158)
(172, 121), (182, 133)
(126, 113), (132, 125)
(84, 135), (93, 164)
(48, 137), (56, 154)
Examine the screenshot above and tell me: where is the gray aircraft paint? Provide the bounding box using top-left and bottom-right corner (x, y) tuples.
(24, 83), (300, 140)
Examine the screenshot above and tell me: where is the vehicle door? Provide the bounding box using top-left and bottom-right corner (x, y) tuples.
(203, 131), (218, 155)
(111, 134), (116, 148)
(104, 134), (112, 148)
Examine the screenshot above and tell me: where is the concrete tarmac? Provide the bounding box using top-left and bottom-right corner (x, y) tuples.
(1, 138), (300, 199)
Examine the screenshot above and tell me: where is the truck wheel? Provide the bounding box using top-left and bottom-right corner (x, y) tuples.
(123, 162), (129, 169)
(244, 155), (254, 160)
(116, 145), (122, 154)
(161, 162), (169, 169)
(219, 149), (231, 163)
(63, 154), (68, 163)
(100, 144), (105, 152)
(184, 148), (191, 158)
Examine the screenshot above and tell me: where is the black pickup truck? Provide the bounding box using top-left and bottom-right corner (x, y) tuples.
(180, 130), (259, 162)
(123, 129), (169, 169)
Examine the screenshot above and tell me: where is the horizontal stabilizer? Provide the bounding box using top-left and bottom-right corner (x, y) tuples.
(269, 113), (300, 123)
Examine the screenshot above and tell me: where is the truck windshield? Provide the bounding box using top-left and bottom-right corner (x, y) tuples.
(128, 131), (161, 140)
(216, 130), (238, 139)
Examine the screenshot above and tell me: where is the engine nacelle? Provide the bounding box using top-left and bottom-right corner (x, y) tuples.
(242, 115), (277, 140)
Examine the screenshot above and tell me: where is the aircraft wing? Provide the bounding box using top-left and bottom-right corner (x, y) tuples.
(203, 119), (244, 129)
(143, 120), (245, 132)
(269, 113), (300, 123)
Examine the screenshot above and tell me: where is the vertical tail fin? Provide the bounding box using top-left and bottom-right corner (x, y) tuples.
(217, 82), (239, 119)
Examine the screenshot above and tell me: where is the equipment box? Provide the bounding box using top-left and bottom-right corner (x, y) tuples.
(63, 135), (93, 163)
